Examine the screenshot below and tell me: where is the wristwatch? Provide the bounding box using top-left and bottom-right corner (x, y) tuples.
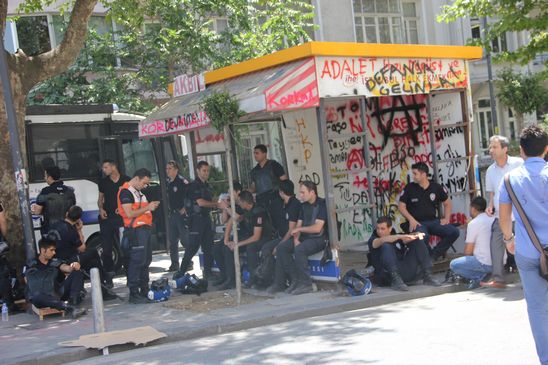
(503, 233), (515, 244)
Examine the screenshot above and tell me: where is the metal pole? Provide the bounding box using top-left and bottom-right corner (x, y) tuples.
(482, 17), (498, 132)
(90, 268), (109, 355)
(0, 44), (36, 264)
(224, 125), (241, 305)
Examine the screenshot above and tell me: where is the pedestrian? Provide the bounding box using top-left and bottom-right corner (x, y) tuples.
(117, 168), (160, 304)
(173, 161), (220, 281)
(398, 162), (460, 261)
(481, 135), (523, 288)
(32, 166), (76, 235)
(249, 144), (287, 236)
(276, 181), (327, 295)
(165, 160), (190, 272)
(98, 159), (130, 286)
(498, 125), (548, 365)
(449, 197), (495, 289)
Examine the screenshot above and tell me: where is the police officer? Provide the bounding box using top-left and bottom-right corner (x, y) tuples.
(217, 191), (274, 289)
(165, 160), (190, 272)
(249, 144), (287, 236)
(174, 161), (220, 281)
(32, 166), (76, 235)
(276, 181), (328, 295)
(398, 162), (460, 261)
(117, 168), (160, 304)
(264, 180), (302, 294)
(23, 237), (86, 318)
(98, 159), (130, 286)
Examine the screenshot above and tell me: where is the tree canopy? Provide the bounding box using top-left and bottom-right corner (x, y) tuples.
(438, 0), (547, 65)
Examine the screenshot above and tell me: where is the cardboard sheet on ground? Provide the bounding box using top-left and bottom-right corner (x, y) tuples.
(58, 326), (166, 349)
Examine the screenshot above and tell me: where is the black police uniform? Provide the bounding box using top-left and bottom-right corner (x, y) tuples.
(277, 197), (328, 287)
(399, 181), (460, 259)
(167, 175), (190, 269)
(98, 174), (130, 273)
(35, 181), (76, 235)
(48, 220), (107, 283)
(367, 228), (432, 285)
(261, 195), (302, 287)
(250, 159), (286, 236)
(23, 256), (84, 309)
(215, 204), (274, 286)
(177, 178), (215, 277)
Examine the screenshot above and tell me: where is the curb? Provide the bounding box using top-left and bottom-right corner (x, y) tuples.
(8, 282), (471, 365)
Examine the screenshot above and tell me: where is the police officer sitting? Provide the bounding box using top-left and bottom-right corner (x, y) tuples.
(398, 162), (460, 261)
(368, 216), (440, 291)
(264, 180), (302, 294)
(249, 144), (287, 237)
(32, 166), (76, 235)
(48, 206), (117, 300)
(23, 237), (86, 318)
(216, 191), (274, 290)
(117, 168), (160, 304)
(276, 181), (328, 295)
(165, 160), (190, 272)
(174, 161), (221, 281)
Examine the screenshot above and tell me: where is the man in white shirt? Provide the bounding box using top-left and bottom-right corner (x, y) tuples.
(482, 135), (523, 288)
(450, 197), (495, 289)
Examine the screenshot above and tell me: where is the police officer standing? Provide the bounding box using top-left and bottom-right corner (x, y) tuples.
(117, 168), (160, 304)
(98, 159), (130, 286)
(165, 160), (190, 272)
(218, 191), (274, 289)
(398, 162), (460, 261)
(249, 144), (287, 236)
(276, 181), (328, 295)
(174, 161), (220, 281)
(32, 166), (76, 235)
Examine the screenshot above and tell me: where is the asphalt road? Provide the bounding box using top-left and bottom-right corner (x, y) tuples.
(67, 284), (539, 365)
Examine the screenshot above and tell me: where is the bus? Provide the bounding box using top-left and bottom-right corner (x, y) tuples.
(25, 104), (183, 271)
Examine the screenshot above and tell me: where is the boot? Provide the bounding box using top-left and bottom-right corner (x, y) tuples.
(129, 288), (150, 304)
(390, 272), (409, 291)
(102, 287), (118, 301)
(65, 299), (87, 319)
(266, 283), (286, 295)
(422, 271), (441, 287)
(216, 279), (235, 290)
(105, 272), (115, 289)
(284, 280), (300, 294)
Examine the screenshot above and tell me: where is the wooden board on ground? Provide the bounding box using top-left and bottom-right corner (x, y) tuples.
(59, 326), (166, 349)
(32, 304), (65, 321)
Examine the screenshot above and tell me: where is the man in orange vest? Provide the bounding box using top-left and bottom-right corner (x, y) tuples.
(117, 168), (160, 304)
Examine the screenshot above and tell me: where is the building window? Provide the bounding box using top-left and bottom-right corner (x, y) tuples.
(508, 108), (516, 140)
(477, 99), (494, 151)
(354, 0), (405, 44)
(16, 16), (52, 56)
(402, 1), (419, 44)
(491, 33), (508, 53)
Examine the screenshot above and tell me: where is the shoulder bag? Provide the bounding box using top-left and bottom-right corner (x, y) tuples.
(504, 175), (548, 281)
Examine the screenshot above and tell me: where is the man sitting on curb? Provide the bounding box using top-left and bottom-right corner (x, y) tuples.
(23, 237), (86, 318)
(367, 216), (441, 291)
(449, 197), (495, 289)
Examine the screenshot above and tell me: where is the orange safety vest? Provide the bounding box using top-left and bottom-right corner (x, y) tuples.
(117, 182), (153, 228)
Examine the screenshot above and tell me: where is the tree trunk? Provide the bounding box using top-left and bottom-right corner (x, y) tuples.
(516, 112), (525, 135)
(0, 0), (98, 267)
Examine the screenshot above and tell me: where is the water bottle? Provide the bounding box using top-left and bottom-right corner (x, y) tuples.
(1, 302), (8, 322)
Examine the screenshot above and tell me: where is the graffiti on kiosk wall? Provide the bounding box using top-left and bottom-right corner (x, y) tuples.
(324, 93), (470, 247)
(281, 109), (325, 197)
(317, 57), (468, 98)
(139, 109), (210, 138)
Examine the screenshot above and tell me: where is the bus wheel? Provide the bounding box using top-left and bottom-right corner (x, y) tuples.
(86, 234), (123, 274)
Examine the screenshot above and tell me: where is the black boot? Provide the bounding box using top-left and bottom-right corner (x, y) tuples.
(422, 271), (441, 287)
(129, 288), (150, 304)
(65, 299), (87, 319)
(390, 272), (409, 291)
(105, 271), (115, 289)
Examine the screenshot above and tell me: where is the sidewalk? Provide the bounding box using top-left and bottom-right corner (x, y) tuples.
(0, 253), (518, 365)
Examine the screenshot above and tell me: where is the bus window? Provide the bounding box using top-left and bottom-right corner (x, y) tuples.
(27, 122), (106, 182)
(122, 139), (159, 182)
